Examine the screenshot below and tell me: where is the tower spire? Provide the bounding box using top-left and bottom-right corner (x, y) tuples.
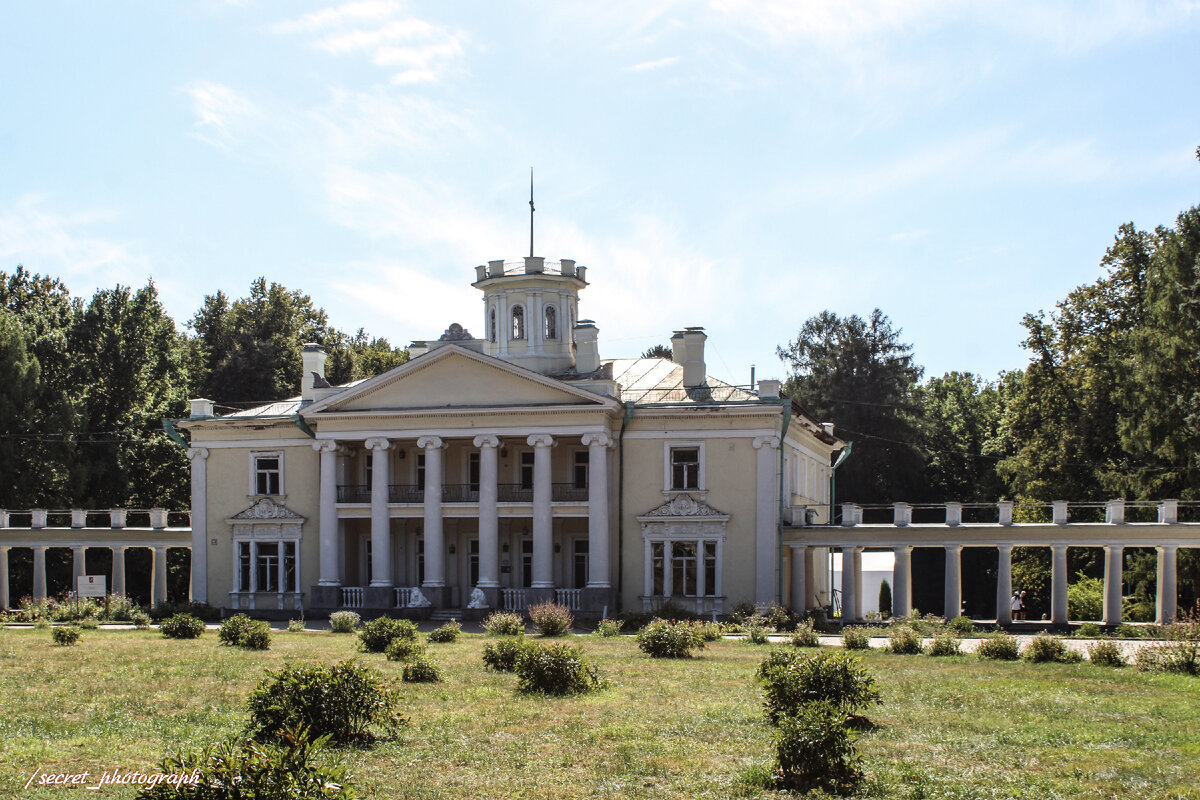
(529, 167), (535, 258)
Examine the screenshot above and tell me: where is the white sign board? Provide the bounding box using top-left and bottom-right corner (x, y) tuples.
(77, 575), (107, 598)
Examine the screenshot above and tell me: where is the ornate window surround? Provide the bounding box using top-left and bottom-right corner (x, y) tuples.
(227, 497), (305, 611)
(638, 494), (729, 611)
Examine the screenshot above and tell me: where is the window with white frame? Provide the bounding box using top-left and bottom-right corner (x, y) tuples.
(669, 446), (701, 490)
(572, 450), (588, 490)
(511, 305), (526, 340)
(236, 540), (298, 593)
(647, 539), (719, 597)
(544, 304), (557, 339)
(252, 453), (282, 496)
(489, 308), (497, 343)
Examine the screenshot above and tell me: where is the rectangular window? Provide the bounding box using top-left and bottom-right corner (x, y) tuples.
(573, 539), (588, 588)
(651, 542), (664, 596)
(521, 539), (533, 588)
(469, 539), (479, 587)
(257, 543), (280, 592)
(573, 451), (588, 490)
(704, 541), (717, 597)
(416, 454), (426, 489)
(469, 453), (480, 492)
(254, 455), (281, 495)
(670, 448), (700, 490)
(672, 541), (697, 596)
(519, 452), (535, 490)
(284, 542), (297, 593)
(238, 542), (251, 592)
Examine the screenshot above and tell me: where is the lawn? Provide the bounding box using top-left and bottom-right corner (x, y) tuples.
(1, 627), (1198, 799)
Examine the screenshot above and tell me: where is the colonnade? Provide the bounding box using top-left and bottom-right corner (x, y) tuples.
(0, 543), (178, 609)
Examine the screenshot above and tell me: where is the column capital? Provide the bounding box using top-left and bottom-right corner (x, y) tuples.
(788, 543), (808, 554)
(581, 432), (613, 448)
(1157, 543), (1179, 553)
(892, 544), (912, 554)
(186, 447), (209, 461)
(944, 543), (963, 554)
(313, 440), (340, 454)
(996, 543), (1014, 553)
(416, 435), (445, 450)
(527, 433), (555, 448)
(472, 434), (501, 449)
(364, 437), (392, 451)
(753, 435), (781, 450)
(1051, 542), (1069, 553)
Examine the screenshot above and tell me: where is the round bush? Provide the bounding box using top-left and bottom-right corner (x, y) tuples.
(219, 614), (272, 650)
(52, 625), (81, 646)
(385, 637), (427, 663)
(841, 626), (871, 650)
(744, 623), (771, 645)
(427, 620), (461, 643)
(329, 611), (360, 634)
(636, 619), (706, 658)
(287, 618), (306, 633)
(1022, 632), (1082, 663)
(246, 659), (407, 744)
(976, 634), (1020, 661)
(1088, 640), (1126, 667)
(482, 638), (535, 672)
(402, 655), (444, 683)
(528, 601), (573, 637)
(130, 609), (152, 629)
(948, 615), (976, 636)
(1076, 622), (1103, 638)
(759, 649), (881, 725)
(160, 614), (205, 640)
(515, 642), (605, 695)
(482, 611), (525, 636)
(790, 621), (820, 648)
(219, 614), (254, 646)
(887, 625), (923, 655)
(594, 618), (624, 638)
(358, 617), (417, 653)
(773, 700), (863, 795)
(927, 633), (962, 657)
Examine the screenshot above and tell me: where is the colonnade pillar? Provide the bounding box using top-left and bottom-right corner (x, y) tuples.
(417, 436), (446, 590)
(315, 440), (342, 587)
(365, 437), (392, 588)
(528, 434), (555, 589)
(790, 545), (807, 613)
(1156, 545), (1178, 624)
(185, 447), (209, 604)
(944, 544), (962, 618)
(1051, 544), (1069, 625)
(0, 546), (8, 610)
(72, 546), (86, 587)
(892, 545), (912, 618)
(840, 546), (859, 622)
(473, 435), (500, 592)
(996, 544), (1013, 624)
(1102, 544), (1123, 626)
(112, 546), (126, 596)
(581, 433), (612, 590)
(33, 546), (46, 601)
(152, 546), (168, 606)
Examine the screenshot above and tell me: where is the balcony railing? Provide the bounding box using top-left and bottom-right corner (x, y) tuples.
(341, 586), (364, 608)
(555, 588), (581, 610)
(442, 484), (479, 503)
(502, 588), (527, 612)
(337, 483), (591, 504)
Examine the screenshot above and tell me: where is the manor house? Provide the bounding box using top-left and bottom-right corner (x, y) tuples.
(178, 254), (842, 617)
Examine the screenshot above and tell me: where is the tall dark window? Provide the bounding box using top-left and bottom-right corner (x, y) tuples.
(670, 448), (700, 490)
(238, 542), (251, 591)
(254, 455), (280, 495)
(521, 539), (533, 588)
(573, 450), (589, 490)
(544, 305), (557, 339)
(520, 452), (535, 490)
(417, 453), (426, 488)
(573, 539), (588, 588)
(511, 306), (525, 339)
(469, 452), (480, 492)
(489, 308), (497, 343)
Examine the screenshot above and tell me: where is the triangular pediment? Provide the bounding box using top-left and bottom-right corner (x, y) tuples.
(228, 498), (306, 522)
(638, 494), (730, 521)
(304, 345), (617, 415)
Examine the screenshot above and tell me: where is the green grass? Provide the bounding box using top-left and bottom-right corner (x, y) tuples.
(1, 628), (1198, 799)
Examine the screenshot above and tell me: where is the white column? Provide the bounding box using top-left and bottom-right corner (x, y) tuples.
(790, 545), (807, 612)
(840, 547), (856, 622)
(714, 538), (724, 597)
(152, 547), (168, 606)
(1156, 545), (1178, 624)
(803, 546), (817, 608)
(1102, 543), (1123, 626)
(944, 544), (963, 618)
(365, 437), (392, 587)
(996, 544), (1013, 624)
(474, 435), (500, 588)
(72, 546), (86, 586)
(1051, 544), (1069, 625)
(0, 546), (9, 610)
(186, 447), (209, 604)
(33, 546), (47, 601)
(853, 548), (863, 618)
(643, 538), (653, 600)
(417, 436), (446, 588)
(892, 545), (912, 618)
(528, 434), (555, 588)
(315, 441), (341, 586)
(663, 540), (674, 598)
(582, 433), (612, 588)
(112, 546), (126, 596)
(753, 435), (781, 606)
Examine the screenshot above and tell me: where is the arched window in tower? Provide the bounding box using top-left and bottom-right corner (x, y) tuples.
(544, 305), (557, 340)
(511, 305), (525, 340)
(489, 308), (497, 343)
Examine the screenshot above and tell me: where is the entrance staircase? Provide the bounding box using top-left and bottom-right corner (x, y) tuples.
(429, 608), (462, 623)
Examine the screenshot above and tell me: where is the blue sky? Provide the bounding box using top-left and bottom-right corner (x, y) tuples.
(2, 1), (1198, 391)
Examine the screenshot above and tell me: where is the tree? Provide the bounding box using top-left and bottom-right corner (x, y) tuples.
(777, 309), (925, 504)
(641, 343), (672, 360)
(920, 371), (1012, 503)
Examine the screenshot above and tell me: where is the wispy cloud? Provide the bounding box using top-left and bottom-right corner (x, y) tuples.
(185, 80), (261, 149)
(624, 56), (679, 72)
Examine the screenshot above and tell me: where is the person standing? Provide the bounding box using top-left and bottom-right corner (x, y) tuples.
(1011, 591), (1022, 622)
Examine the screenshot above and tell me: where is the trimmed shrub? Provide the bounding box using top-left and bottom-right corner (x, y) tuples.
(482, 638), (535, 672)
(329, 611), (361, 634)
(773, 700), (863, 795)
(427, 620), (461, 643)
(1116, 623), (1151, 639)
(927, 633), (962, 657)
(528, 601), (573, 636)
(384, 637), (426, 663)
(1076, 622), (1103, 638)
(1023, 632), (1082, 663)
(1135, 613), (1200, 674)
(130, 609), (152, 629)
(791, 621), (820, 648)
(136, 726), (354, 800)
(692, 621), (725, 642)
(636, 619), (706, 658)
(745, 623), (770, 645)
(218, 614), (254, 646)
(246, 659), (407, 744)
(160, 614), (205, 640)
(948, 615), (975, 636)
(220, 614), (272, 650)
(887, 625), (923, 655)
(595, 618), (624, 638)
(759, 650), (881, 725)
(878, 580), (892, 619)
(763, 603), (802, 633)
(52, 626), (81, 646)
(976, 634), (1020, 661)
(841, 626), (871, 650)
(402, 655), (444, 683)
(482, 611), (525, 636)
(287, 618), (306, 633)
(1088, 640), (1126, 667)
(358, 617), (417, 653)
(515, 642), (605, 696)
(151, 601), (220, 622)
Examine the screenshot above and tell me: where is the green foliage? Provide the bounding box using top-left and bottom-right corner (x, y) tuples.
(878, 580), (892, 619)
(927, 633), (961, 657)
(841, 626), (871, 650)
(427, 620), (461, 643)
(744, 623), (771, 645)
(976, 634), (1020, 661)
(51, 626), (80, 646)
(287, 618), (306, 633)
(772, 700), (863, 796)
(920, 371), (1012, 503)
(1087, 640), (1126, 667)
(384, 637), (426, 663)
(515, 642), (605, 696)
(947, 615), (975, 636)
(729, 602), (757, 623)
(160, 614), (204, 640)
(131, 609), (152, 629)
(402, 655), (444, 683)
(136, 726), (356, 800)
(528, 601), (573, 636)
(357, 617), (416, 653)
(1022, 633), (1082, 663)
(790, 621), (821, 648)
(758, 650), (882, 726)
(1135, 612), (1200, 675)
(150, 602), (221, 622)
(692, 621), (725, 642)
(1076, 622), (1103, 638)
(218, 614), (254, 646)
(1068, 574), (1104, 621)
(482, 611), (525, 636)
(887, 626), (923, 655)
(762, 603), (801, 632)
(328, 611), (360, 634)
(481, 638), (535, 672)
(245, 660), (407, 745)
(78, 617), (99, 630)
(636, 619), (706, 658)
(594, 618), (624, 638)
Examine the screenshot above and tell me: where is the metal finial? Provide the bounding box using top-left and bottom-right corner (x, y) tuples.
(529, 168), (535, 258)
